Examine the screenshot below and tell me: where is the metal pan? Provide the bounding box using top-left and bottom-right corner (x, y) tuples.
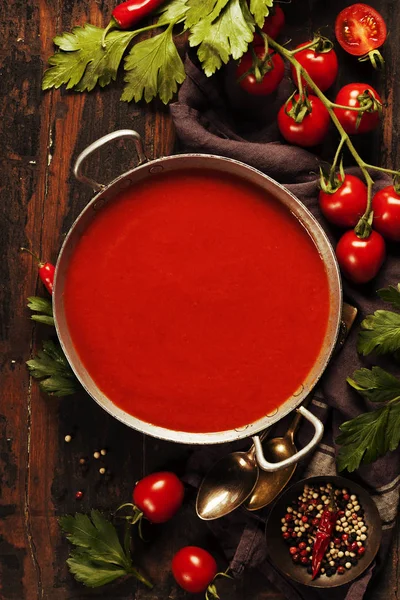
(53, 130), (342, 472)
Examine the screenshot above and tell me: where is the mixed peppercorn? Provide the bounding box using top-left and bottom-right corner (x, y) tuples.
(281, 483), (368, 578)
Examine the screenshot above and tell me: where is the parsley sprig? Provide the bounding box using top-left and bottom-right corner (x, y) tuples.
(27, 296), (54, 326)
(337, 284), (400, 472)
(60, 510), (152, 588)
(26, 296), (81, 396)
(42, 0), (275, 103)
(27, 339), (80, 397)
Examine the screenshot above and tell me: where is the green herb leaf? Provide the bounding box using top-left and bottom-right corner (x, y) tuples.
(378, 284), (400, 310)
(336, 405), (392, 472)
(27, 296), (53, 316)
(60, 510), (130, 568)
(42, 24), (135, 92)
(189, 0), (255, 76)
(67, 549), (128, 588)
(249, 0), (273, 28)
(157, 0), (190, 25)
(185, 0), (230, 29)
(27, 339), (80, 397)
(31, 315), (55, 326)
(347, 366), (400, 403)
(337, 366), (400, 471)
(27, 296), (55, 326)
(122, 24), (186, 104)
(60, 510), (152, 588)
(357, 310), (400, 356)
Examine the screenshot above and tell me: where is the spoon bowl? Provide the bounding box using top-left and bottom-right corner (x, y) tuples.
(196, 432), (268, 520)
(244, 428), (298, 510)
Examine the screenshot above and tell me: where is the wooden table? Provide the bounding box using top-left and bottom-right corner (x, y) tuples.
(1, 0), (399, 598)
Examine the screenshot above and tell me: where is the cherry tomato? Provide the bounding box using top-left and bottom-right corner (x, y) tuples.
(261, 6), (285, 39)
(133, 471), (184, 523)
(319, 175), (368, 228)
(372, 186), (400, 241)
(291, 43), (338, 92)
(336, 230), (386, 284)
(236, 47), (284, 96)
(278, 95), (330, 147)
(335, 3), (387, 57)
(334, 83), (382, 135)
(172, 546), (217, 593)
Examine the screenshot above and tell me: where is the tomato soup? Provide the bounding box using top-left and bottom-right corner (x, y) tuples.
(63, 169), (330, 433)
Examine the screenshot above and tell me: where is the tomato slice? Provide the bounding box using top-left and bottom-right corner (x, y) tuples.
(335, 3), (387, 56)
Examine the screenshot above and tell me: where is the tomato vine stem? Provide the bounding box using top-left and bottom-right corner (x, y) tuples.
(267, 36), (398, 238)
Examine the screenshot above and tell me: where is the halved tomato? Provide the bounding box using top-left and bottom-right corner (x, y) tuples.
(335, 3), (386, 57)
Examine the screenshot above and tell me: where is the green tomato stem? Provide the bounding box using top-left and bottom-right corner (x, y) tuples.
(331, 135), (346, 174)
(267, 36), (376, 228)
(363, 163), (400, 177)
(329, 100), (374, 113)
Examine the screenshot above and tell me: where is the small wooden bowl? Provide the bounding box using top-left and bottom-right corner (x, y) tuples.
(265, 475), (382, 588)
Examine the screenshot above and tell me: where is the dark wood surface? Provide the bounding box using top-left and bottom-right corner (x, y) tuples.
(1, 0), (399, 598)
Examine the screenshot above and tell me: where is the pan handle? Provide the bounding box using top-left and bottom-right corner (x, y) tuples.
(252, 407), (324, 472)
(73, 130), (148, 191)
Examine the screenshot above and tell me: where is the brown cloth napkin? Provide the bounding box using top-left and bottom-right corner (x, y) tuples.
(170, 57), (400, 600)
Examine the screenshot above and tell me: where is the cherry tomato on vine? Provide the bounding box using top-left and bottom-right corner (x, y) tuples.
(236, 47), (284, 95)
(333, 84), (382, 135)
(278, 95), (330, 147)
(319, 175), (368, 228)
(133, 472), (184, 523)
(291, 43), (338, 92)
(372, 186), (400, 241)
(261, 5), (285, 39)
(335, 3), (387, 57)
(172, 546), (217, 594)
(336, 229), (386, 284)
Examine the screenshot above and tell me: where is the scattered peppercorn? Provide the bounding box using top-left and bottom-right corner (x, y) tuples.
(75, 491), (83, 500)
(93, 451), (101, 459)
(64, 435), (72, 443)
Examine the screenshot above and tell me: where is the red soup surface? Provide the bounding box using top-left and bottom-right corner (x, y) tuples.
(63, 169), (330, 433)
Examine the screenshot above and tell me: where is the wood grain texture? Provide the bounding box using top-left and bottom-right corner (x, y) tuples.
(0, 0), (399, 599)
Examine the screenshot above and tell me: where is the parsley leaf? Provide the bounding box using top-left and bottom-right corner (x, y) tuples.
(378, 284), (400, 310)
(336, 404), (392, 472)
(122, 24), (186, 104)
(347, 366), (400, 403)
(357, 310), (400, 356)
(185, 0), (230, 29)
(27, 339), (80, 397)
(337, 366), (400, 471)
(67, 550), (127, 588)
(27, 296), (54, 326)
(60, 510), (152, 588)
(249, 0), (274, 28)
(42, 24), (136, 92)
(189, 0), (255, 76)
(157, 0), (190, 25)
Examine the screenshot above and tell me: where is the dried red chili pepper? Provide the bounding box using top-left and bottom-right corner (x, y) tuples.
(20, 247), (55, 294)
(311, 491), (338, 580)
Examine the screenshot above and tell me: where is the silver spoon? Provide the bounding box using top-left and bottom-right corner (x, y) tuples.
(196, 430), (269, 520)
